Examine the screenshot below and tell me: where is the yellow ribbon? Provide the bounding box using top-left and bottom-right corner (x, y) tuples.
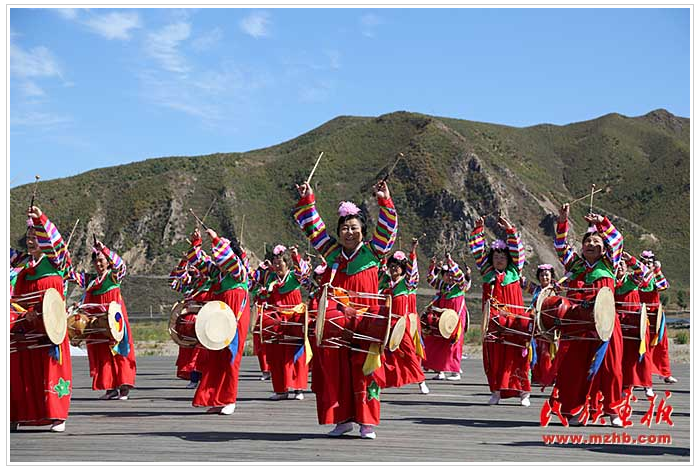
(362, 343), (382, 376)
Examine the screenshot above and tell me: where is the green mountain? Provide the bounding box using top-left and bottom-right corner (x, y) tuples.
(10, 109), (690, 313)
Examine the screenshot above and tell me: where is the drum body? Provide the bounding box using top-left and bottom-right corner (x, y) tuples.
(10, 287), (67, 351)
(420, 307), (459, 339)
(69, 302), (126, 346)
(259, 304), (306, 345)
(169, 300), (204, 348)
(537, 287), (615, 341)
(315, 285), (392, 351)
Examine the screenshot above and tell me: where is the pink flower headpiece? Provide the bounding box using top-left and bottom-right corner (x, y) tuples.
(491, 239), (507, 250)
(338, 201), (361, 217)
(273, 244), (287, 256)
(585, 225), (598, 234)
(640, 250), (654, 259)
(26, 218), (34, 229)
(314, 264), (327, 275)
(538, 264), (553, 271)
(392, 250), (406, 261)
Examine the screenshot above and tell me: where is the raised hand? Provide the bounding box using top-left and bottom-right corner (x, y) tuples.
(205, 228), (218, 240)
(584, 212), (605, 226)
(474, 216), (485, 229)
(498, 216), (513, 231)
(558, 203), (570, 223)
(27, 206), (42, 220)
(295, 182), (314, 199)
(373, 180), (390, 200)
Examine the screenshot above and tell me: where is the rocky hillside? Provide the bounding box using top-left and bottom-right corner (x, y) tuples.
(10, 109), (690, 314)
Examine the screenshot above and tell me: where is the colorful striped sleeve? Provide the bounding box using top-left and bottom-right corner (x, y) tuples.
(468, 226), (491, 275)
(521, 277), (539, 295)
(597, 216), (623, 269)
(448, 260), (466, 286)
(627, 256), (647, 285)
(293, 194), (340, 257)
(291, 252), (311, 281)
(427, 262), (440, 288)
(506, 226), (525, 271)
(186, 242), (215, 277)
(32, 213), (68, 268)
(405, 251), (419, 291)
(653, 267), (670, 291)
(369, 197), (398, 257)
(211, 236), (247, 283)
(554, 220), (579, 269)
(65, 267), (87, 288)
(101, 245), (126, 283)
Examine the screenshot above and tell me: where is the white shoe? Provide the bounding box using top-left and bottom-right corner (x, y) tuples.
(645, 387), (655, 398)
(294, 391), (305, 401)
(260, 372), (271, 381)
(220, 404), (236, 415)
(418, 382), (430, 395)
(446, 373), (461, 381)
(269, 392), (289, 401)
(610, 415), (623, 428)
(520, 392), (531, 407)
(432, 372), (445, 380)
(50, 421), (66, 433)
(664, 376), (678, 384)
(359, 425), (376, 439)
(488, 391), (501, 405)
(118, 393), (129, 401)
(99, 389), (119, 400)
(185, 381), (198, 389)
(327, 422), (354, 437)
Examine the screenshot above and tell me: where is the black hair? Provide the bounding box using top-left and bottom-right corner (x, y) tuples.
(228, 237), (244, 260)
(337, 212), (368, 239)
(387, 254), (408, 273)
(536, 266), (556, 282)
(486, 247), (512, 268)
(581, 231), (609, 252)
(267, 247), (292, 268)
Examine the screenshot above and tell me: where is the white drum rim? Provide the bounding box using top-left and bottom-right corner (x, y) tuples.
(438, 309), (459, 339)
(593, 287), (616, 342)
(195, 301), (238, 350)
(389, 315), (407, 352)
(42, 287), (67, 345)
(107, 301), (125, 343)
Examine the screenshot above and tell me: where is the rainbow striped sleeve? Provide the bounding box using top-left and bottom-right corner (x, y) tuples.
(598, 216), (623, 269)
(211, 236), (247, 283)
(102, 246), (126, 283)
(653, 267), (670, 291)
(628, 256), (647, 285)
(449, 260), (466, 286)
(186, 243), (215, 277)
(554, 220), (579, 269)
(369, 197), (398, 257)
(293, 194), (340, 257)
(507, 226), (525, 271)
(468, 226), (491, 274)
(521, 277), (539, 295)
(292, 252), (311, 281)
(427, 262), (440, 288)
(404, 251), (419, 291)
(33, 214), (68, 268)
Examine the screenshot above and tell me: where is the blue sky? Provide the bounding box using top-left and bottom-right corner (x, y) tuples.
(9, 7), (691, 187)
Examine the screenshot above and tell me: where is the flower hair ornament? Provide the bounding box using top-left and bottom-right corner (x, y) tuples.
(538, 264), (553, 271)
(273, 244), (287, 256)
(26, 218), (35, 229)
(338, 201), (361, 217)
(314, 264), (327, 275)
(585, 225), (598, 235)
(491, 239), (507, 250)
(392, 250), (406, 261)
(640, 250), (654, 260)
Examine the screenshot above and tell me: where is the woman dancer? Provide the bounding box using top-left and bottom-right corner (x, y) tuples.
(293, 179), (397, 439)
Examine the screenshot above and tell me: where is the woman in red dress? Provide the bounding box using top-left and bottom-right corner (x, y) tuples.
(293, 180), (397, 439)
(469, 215), (531, 407)
(70, 238), (136, 400)
(10, 206), (72, 432)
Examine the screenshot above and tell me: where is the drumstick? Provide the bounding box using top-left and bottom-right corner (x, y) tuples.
(29, 175), (40, 208)
(189, 208), (210, 231)
(64, 219), (80, 249)
(239, 214), (245, 246)
(92, 233), (98, 247)
(568, 188), (602, 206)
(201, 196), (217, 223)
(589, 184), (596, 214)
(381, 152), (403, 182)
(306, 151), (324, 185)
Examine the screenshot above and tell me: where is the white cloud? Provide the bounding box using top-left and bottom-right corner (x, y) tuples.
(19, 81), (45, 97)
(11, 110), (72, 127)
(10, 44), (62, 79)
(299, 81), (333, 104)
(360, 13), (382, 38)
(83, 11), (141, 40)
(240, 11), (270, 38)
(192, 27), (223, 52)
(55, 8), (78, 20)
(145, 22), (191, 74)
(326, 50), (342, 70)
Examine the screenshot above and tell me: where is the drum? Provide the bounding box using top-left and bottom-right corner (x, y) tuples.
(10, 288), (67, 351)
(315, 285), (392, 352)
(421, 306), (459, 339)
(259, 303), (307, 345)
(67, 301), (125, 346)
(168, 300), (205, 348)
(481, 298), (534, 347)
(388, 315), (407, 352)
(536, 286), (616, 341)
(619, 303), (647, 342)
(408, 312), (419, 338)
(647, 303), (663, 336)
(194, 301), (238, 351)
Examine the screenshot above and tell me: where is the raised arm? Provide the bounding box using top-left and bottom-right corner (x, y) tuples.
(293, 182), (340, 258)
(290, 246), (311, 280)
(554, 203), (580, 269)
(653, 261), (669, 291)
(623, 252), (647, 285)
(499, 216), (525, 272)
(427, 257), (442, 289)
(590, 214), (623, 270)
(207, 229), (247, 283)
(368, 181), (398, 257)
(95, 241), (126, 283)
(29, 206), (69, 269)
(404, 240), (419, 291)
(468, 217), (491, 274)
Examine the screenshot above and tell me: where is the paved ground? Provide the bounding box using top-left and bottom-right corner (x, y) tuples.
(10, 356), (691, 463)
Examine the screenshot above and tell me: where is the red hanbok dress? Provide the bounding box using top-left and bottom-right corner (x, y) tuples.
(639, 269), (672, 378)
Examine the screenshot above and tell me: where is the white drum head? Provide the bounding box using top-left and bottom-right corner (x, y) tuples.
(389, 315), (407, 352)
(593, 287), (616, 342)
(438, 309), (459, 339)
(315, 286), (328, 344)
(639, 303), (648, 342)
(408, 312), (418, 338)
(481, 300), (490, 338)
(42, 287), (67, 345)
(195, 301), (238, 350)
